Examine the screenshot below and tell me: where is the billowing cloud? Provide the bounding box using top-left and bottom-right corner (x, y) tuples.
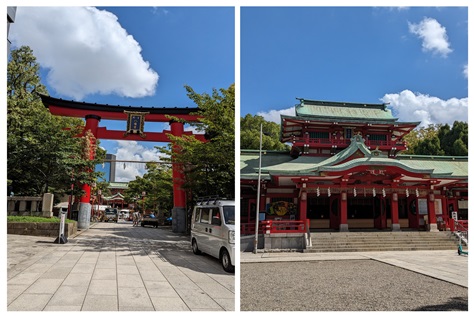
(382, 90), (467, 127)
(113, 141), (166, 182)
(10, 7), (158, 100)
(256, 107), (296, 124)
(408, 17), (453, 57)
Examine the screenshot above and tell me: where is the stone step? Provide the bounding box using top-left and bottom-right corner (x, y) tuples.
(305, 231), (462, 253)
(312, 243), (457, 248)
(304, 245), (458, 253)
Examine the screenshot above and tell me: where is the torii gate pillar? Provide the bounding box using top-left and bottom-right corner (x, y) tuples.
(78, 115), (100, 230)
(170, 120), (187, 233)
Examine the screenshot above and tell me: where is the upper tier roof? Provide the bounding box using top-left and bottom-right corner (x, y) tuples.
(294, 98), (397, 121)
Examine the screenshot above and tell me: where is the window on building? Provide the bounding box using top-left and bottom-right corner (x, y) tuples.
(368, 134), (387, 143)
(309, 131), (329, 139)
(345, 128), (353, 139)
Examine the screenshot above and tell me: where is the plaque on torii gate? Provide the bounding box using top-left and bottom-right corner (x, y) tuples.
(39, 94), (206, 233)
(124, 110), (149, 138)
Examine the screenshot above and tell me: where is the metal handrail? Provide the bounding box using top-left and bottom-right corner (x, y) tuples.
(454, 220), (468, 246)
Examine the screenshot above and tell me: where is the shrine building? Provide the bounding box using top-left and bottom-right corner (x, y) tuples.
(241, 99), (468, 233)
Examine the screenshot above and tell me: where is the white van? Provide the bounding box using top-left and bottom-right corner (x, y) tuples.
(191, 198), (235, 272)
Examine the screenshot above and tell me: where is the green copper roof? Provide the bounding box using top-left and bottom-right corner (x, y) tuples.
(240, 136), (468, 179)
(295, 98), (396, 121)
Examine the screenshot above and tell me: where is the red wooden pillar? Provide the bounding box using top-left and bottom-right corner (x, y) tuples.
(391, 193), (400, 231)
(299, 190), (307, 221)
(78, 115), (100, 229)
(441, 195), (448, 223)
(80, 115), (100, 203)
(340, 190), (348, 232)
(170, 121), (185, 209)
(427, 192), (438, 232)
(259, 187), (267, 217)
(170, 120), (188, 233)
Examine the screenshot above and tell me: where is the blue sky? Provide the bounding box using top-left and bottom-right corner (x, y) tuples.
(241, 7), (468, 127)
(6, 5), (469, 182)
(9, 6), (234, 181)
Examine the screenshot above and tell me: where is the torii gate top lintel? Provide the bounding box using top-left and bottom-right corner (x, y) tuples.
(39, 94), (201, 122)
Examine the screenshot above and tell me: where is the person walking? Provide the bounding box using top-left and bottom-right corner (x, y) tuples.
(133, 211), (140, 226)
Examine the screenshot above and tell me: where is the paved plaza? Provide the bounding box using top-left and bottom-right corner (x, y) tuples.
(241, 250), (468, 311)
(7, 221), (235, 311)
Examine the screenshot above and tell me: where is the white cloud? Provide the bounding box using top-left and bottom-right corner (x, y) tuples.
(463, 64), (468, 79)
(256, 107), (295, 124)
(10, 7), (158, 100)
(408, 17), (453, 57)
(113, 141), (167, 182)
(381, 90), (467, 127)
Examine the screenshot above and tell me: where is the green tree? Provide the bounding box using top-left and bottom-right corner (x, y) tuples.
(438, 121), (468, 156)
(124, 162), (173, 215)
(403, 122), (467, 156)
(160, 84), (235, 203)
(414, 136), (444, 156)
(240, 114), (290, 150)
(7, 46), (104, 198)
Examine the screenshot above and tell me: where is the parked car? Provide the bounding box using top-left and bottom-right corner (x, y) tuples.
(103, 208), (118, 222)
(191, 198), (235, 273)
(141, 214), (159, 228)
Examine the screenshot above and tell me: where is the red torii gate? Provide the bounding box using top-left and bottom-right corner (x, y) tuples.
(40, 94), (205, 232)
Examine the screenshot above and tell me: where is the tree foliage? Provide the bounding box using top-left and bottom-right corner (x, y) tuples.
(7, 46), (105, 198)
(124, 163), (173, 215)
(240, 114), (290, 151)
(159, 84), (235, 202)
(403, 122), (468, 156)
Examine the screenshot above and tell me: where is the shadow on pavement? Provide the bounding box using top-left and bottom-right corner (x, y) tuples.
(71, 223), (232, 276)
(412, 297), (468, 311)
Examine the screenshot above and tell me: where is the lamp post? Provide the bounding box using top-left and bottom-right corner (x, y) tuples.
(253, 124), (263, 254)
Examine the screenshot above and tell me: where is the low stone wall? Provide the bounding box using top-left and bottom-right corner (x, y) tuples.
(241, 234), (264, 252)
(7, 222), (77, 238)
(241, 233), (308, 252)
(263, 233), (307, 251)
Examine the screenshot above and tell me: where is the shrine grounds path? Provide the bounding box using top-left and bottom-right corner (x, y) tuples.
(240, 251), (468, 311)
(7, 221), (234, 311)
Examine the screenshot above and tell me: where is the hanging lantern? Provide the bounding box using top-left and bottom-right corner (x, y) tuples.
(353, 187), (357, 197)
(316, 187), (320, 197)
(406, 188), (409, 197)
(327, 187), (331, 197)
(373, 188), (376, 197)
(416, 188), (419, 197)
(382, 188), (386, 198)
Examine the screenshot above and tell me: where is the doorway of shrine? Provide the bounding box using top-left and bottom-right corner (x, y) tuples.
(307, 195), (416, 231)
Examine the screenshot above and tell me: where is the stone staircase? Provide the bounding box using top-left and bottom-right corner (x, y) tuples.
(304, 231), (463, 253)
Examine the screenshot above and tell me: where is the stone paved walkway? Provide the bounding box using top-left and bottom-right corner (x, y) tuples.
(7, 221), (235, 311)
